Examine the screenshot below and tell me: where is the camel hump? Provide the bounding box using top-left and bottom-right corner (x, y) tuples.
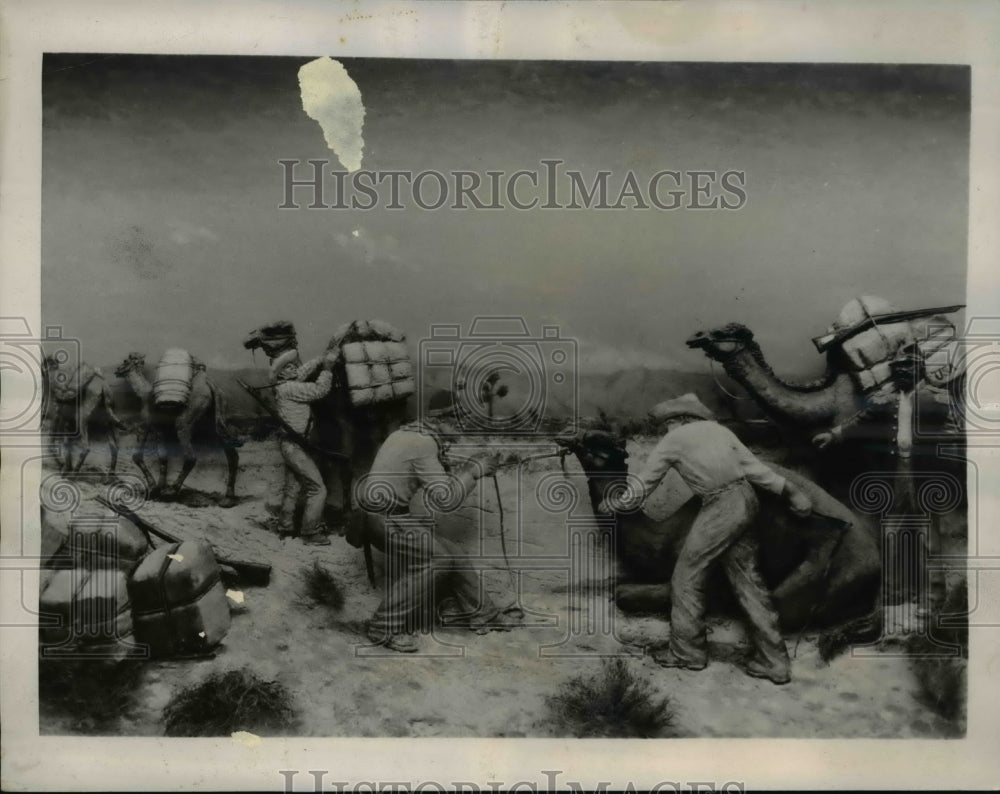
(154, 348), (194, 407)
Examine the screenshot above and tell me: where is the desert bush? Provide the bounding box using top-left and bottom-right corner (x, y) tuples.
(163, 668), (299, 737)
(301, 560), (345, 611)
(545, 658), (678, 738)
(907, 579), (968, 723)
(39, 657), (144, 734)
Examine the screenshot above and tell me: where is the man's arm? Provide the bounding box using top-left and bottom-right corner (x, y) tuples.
(599, 437), (676, 514)
(278, 370), (333, 403)
(410, 440), (495, 514)
(732, 443), (786, 495)
(733, 441), (812, 516)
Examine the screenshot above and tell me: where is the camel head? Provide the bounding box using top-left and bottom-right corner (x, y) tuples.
(555, 428), (634, 515)
(115, 352), (146, 378)
(555, 429), (629, 477)
(686, 323), (756, 361)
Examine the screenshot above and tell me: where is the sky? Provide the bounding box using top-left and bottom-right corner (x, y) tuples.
(41, 56), (969, 376)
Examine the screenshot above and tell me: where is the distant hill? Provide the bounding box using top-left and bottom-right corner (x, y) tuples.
(102, 362), (769, 427)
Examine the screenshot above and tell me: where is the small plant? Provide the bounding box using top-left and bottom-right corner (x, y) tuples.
(301, 560), (345, 611)
(39, 657), (144, 734)
(163, 668), (299, 737)
(906, 580), (968, 724)
(545, 658), (678, 738)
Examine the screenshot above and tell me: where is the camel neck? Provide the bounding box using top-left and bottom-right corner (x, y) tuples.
(125, 368), (152, 399)
(722, 348), (845, 426)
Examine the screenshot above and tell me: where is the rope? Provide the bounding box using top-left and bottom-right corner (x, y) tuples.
(709, 359), (747, 402)
(860, 297), (894, 352)
(491, 472), (524, 620)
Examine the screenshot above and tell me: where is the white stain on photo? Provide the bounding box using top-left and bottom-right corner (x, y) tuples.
(298, 57), (366, 172)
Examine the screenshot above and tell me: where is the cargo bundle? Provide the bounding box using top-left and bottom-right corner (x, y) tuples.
(153, 348), (195, 407)
(128, 540), (232, 659)
(39, 567), (133, 650)
(67, 511), (150, 574)
(328, 319), (416, 407)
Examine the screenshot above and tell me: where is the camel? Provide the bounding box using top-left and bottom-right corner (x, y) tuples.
(114, 352), (240, 507)
(242, 322), (408, 518)
(685, 322), (957, 440)
(42, 357), (124, 479)
(555, 429), (882, 636)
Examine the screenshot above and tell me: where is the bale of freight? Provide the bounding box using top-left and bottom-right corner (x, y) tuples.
(153, 348), (194, 406)
(39, 567), (133, 649)
(128, 540), (231, 658)
(68, 511), (150, 575)
(337, 335), (415, 408)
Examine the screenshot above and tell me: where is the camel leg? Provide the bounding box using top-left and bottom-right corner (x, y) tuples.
(156, 433), (169, 493)
(219, 445), (239, 508)
(102, 382), (127, 431)
(164, 421), (197, 497)
(72, 388), (101, 474)
(341, 460), (353, 513)
(132, 427), (159, 492)
(105, 425), (120, 482)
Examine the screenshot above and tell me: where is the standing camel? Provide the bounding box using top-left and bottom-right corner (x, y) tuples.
(114, 352), (240, 507)
(42, 356), (124, 479)
(242, 320), (409, 517)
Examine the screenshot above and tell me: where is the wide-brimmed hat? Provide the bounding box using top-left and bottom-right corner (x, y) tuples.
(649, 393), (715, 423)
(269, 349), (301, 381)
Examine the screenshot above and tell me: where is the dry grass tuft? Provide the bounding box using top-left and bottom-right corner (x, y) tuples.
(907, 580), (968, 724)
(301, 561), (345, 611)
(39, 658), (144, 734)
(545, 658), (678, 738)
(163, 668), (299, 737)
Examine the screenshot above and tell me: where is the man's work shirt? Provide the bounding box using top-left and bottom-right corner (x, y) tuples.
(361, 423), (465, 514)
(274, 370), (332, 435)
(611, 420), (786, 511)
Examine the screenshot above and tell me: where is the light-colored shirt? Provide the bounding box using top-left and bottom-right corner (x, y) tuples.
(360, 424), (467, 514)
(611, 420), (786, 510)
(274, 370), (332, 434)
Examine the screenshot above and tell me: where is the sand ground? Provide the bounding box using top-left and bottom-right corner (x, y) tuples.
(38, 436), (964, 738)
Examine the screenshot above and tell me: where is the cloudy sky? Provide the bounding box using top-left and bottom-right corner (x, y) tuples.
(42, 56), (968, 375)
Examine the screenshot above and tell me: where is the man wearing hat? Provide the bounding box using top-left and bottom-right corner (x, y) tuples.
(598, 393), (812, 684)
(355, 389), (503, 653)
(271, 348), (339, 546)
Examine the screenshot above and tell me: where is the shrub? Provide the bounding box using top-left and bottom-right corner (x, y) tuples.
(39, 657), (144, 734)
(907, 579), (968, 724)
(545, 658), (678, 738)
(163, 668), (299, 736)
(301, 560), (345, 611)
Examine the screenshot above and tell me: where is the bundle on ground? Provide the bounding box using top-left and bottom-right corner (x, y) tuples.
(162, 668), (299, 736)
(545, 658), (677, 738)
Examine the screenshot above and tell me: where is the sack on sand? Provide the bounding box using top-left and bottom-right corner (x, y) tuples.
(39, 567), (133, 648)
(68, 512), (150, 575)
(128, 540), (231, 658)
